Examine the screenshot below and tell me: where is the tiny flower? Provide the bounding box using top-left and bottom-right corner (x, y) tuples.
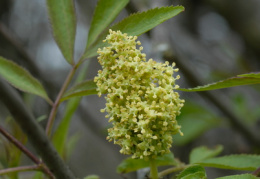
(94, 30), (184, 159)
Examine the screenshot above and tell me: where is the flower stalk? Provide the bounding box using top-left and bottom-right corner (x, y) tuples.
(149, 159), (159, 179)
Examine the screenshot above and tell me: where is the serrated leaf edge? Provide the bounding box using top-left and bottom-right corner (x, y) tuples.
(179, 75), (260, 92)
(110, 5), (184, 35)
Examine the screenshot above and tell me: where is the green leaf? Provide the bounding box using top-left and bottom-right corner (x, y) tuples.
(217, 174), (259, 179)
(178, 72), (260, 92)
(198, 154), (260, 171)
(52, 62), (89, 156)
(238, 73), (260, 78)
(83, 175), (100, 179)
(190, 145), (223, 164)
(117, 153), (177, 173)
(60, 80), (97, 102)
(65, 132), (80, 159)
(177, 165), (207, 179)
(46, 0), (76, 65)
(173, 101), (220, 145)
(83, 5), (184, 59)
(111, 5), (184, 36)
(33, 172), (45, 179)
(0, 57), (52, 104)
(52, 97), (81, 156)
(86, 0), (129, 48)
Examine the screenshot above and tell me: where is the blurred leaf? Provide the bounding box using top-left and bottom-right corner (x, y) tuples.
(46, 0), (76, 65)
(65, 132), (80, 160)
(117, 153), (177, 173)
(232, 94), (260, 123)
(173, 101), (220, 145)
(86, 0), (129, 48)
(84, 6), (185, 58)
(179, 72), (260, 92)
(217, 174), (259, 179)
(36, 115), (47, 123)
(0, 57), (52, 104)
(61, 80), (97, 102)
(176, 165), (207, 179)
(3, 118), (27, 179)
(83, 175), (100, 179)
(33, 172), (45, 179)
(52, 62), (89, 157)
(197, 155), (260, 171)
(189, 145), (223, 164)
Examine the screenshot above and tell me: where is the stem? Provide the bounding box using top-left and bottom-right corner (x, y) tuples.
(45, 65), (77, 136)
(0, 125), (55, 179)
(149, 158), (159, 179)
(158, 164), (188, 178)
(0, 165), (40, 175)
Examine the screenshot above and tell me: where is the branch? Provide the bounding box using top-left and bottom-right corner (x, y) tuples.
(0, 165), (40, 175)
(0, 79), (76, 179)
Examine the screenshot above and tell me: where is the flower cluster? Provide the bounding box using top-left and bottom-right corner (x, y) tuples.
(94, 30), (184, 159)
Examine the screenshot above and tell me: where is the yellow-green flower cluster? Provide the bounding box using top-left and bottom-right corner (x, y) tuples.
(94, 30), (184, 159)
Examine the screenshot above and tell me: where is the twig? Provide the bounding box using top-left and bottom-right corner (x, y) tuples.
(45, 65), (77, 136)
(0, 125), (54, 178)
(0, 125), (39, 164)
(252, 167), (260, 177)
(0, 79), (76, 179)
(0, 165), (40, 175)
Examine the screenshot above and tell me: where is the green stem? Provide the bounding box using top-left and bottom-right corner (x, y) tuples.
(45, 65), (77, 136)
(158, 164), (188, 178)
(149, 158), (159, 179)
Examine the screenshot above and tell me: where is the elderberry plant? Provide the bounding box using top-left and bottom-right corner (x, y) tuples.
(0, 1), (260, 179)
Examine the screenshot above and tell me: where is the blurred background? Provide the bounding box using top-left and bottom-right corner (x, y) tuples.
(0, 0), (260, 178)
